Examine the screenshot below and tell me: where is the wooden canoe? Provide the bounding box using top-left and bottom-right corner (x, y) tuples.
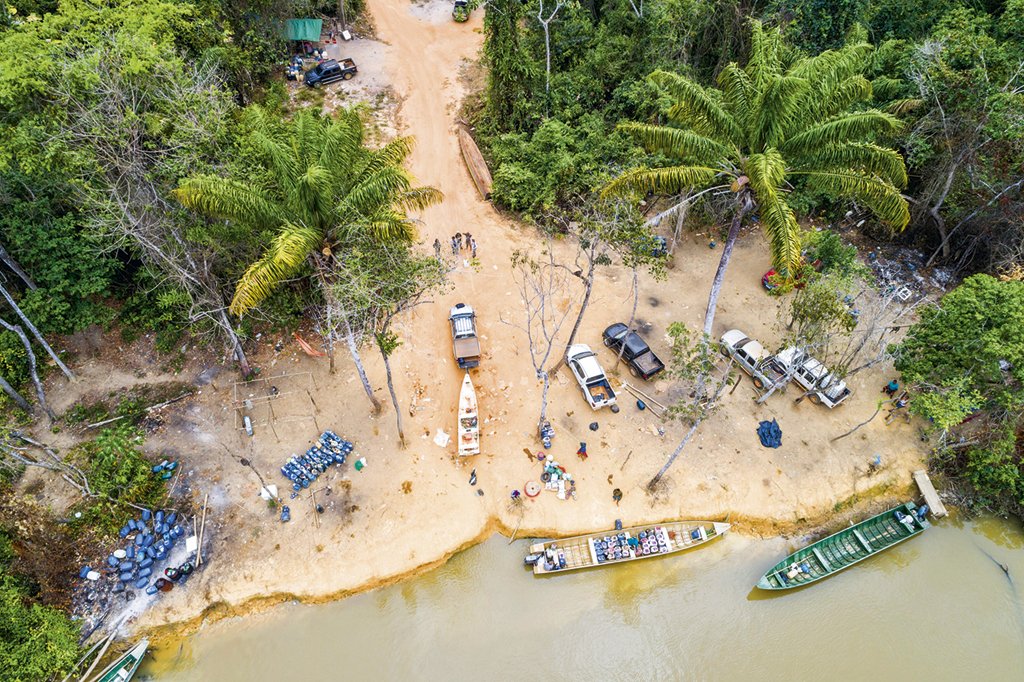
(756, 502), (930, 590)
(457, 372), (480, 456)
(526, 520), (730, 575)
(458, 126), (492, 200)
(91, 638), (148, 682)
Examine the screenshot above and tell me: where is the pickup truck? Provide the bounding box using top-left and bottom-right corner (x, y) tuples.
(566, 344), (616, 410)
(303, 58), (357, 87)
(719, 329), (786, 389)
(602, 323), (665, 380)
(449, 303), (481, 369)
(772, 347), (851, 408)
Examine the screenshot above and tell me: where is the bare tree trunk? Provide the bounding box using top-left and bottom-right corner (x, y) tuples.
(0, 318), (54, 421)
(925, 175), (1024, 267)
(0, 373), (32, 413)
(538, 370), (551, 429)
(380, 350), (405, 446)
(0, 241), (36, 290)
(832, 402), (887, 441)
(617, 268), (640, 365)
(344, 317), (381, 413)
(648, 421), (701, 490)
(703, 195), (751, 339)
(551, 261), (595, 374)
(216, 309), (251, 377)
(0, 282), (74, 380)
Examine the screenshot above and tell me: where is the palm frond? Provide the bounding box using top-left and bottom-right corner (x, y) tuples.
(230, 223), (322, 316)
(338, 166), (414, 217)
(884, 98), (924, 116)
(362, 209), (418, 243)
(752, 75), (810, 149)
(746, 20), (784, 89)
(815, 75), (873, 120)
(798, 170), (910, 230)
(648, 70), (742, 145)
(746, 149), (801, 273)
(794, 142), (908, 188)
(173, 176), (285, 230)
(393, 187), (444, 212)
(780, 110), (902, 157)
(717, 63), (755, 143)
(617, 122), (734, 163)
(601, 165), (722, 198)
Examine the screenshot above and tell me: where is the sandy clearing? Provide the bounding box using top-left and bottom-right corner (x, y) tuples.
(26, 0), (926, 636)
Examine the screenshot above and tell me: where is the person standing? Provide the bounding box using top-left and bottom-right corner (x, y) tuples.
(463, 232), (472, 250)
(450, 236), (459, 254)
(454, 232), (463, 250)
(470, 237), (478, 258)
(433, 238), (442, 259)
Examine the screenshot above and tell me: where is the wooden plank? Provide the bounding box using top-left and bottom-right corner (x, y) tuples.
(913, 470), (948, 518)
(458, 126), (493, 200)
(811, 547), (833, 572)
(852, 529), (874, 552)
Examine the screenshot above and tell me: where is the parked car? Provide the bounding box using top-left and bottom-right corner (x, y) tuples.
(772, 347), (851, 408)
(566, 344), (616, 410)
(719, 329), (785, 389)
(449, 303), (481, 369)
(304, 58), (357, 87)
(602, 323), (664, 380)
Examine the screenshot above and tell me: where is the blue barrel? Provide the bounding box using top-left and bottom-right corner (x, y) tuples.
(134, 533), (144, 546)
(166, 512), (177, 525)
(151, 463), (164, 473)
(146, 547), (156, 559)
(119, 525), (131, 538)
(145, 585), (159, 595)
(113, 582), (125, 593)
(141, 509), (152, 522)
(78, 565), (91, 579)
(126, 545), (135, 559)
(138, 567), (152, 579)
(119, 571), (134, 582)
(107, 556), (119, 567)
(119, 561), (133, 571)
(172, 525), (182, 537)
(155, 510), (164, 524)
(167, 461), (178, 471)
(139, 557), (153, 569)
(155, 550), (166, 560)
(135, 577), (149, 589)
(159, 523), (169, 535)
(142, 534), (154, 547)
(127, 519), (137, 531)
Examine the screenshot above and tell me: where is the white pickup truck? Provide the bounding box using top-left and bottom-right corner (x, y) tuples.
(719, 329), (786, 390)
(566, 344), (617, 410)
(772, 347), (851, 408)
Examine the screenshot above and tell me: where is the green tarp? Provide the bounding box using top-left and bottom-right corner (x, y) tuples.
(283, 19), (323, 42)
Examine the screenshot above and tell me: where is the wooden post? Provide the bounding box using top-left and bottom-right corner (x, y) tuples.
(197, 493), (209, 567)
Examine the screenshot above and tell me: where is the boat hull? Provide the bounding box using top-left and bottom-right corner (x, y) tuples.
(756, 502), (930, 590)
(527, 521), (730, 575)
(457, 372), (480, 456)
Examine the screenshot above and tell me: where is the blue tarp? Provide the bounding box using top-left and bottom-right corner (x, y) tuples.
(757, 419), (782, 448)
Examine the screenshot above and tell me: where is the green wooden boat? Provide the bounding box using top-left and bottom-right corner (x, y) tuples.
(756, 502), (930, 590)
(92, 639), (148, 682)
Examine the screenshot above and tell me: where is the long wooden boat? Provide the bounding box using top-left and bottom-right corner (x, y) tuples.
(525, 520), (730, 575)
(91, 639), (148, 682)
(457, 372), (480, 456)
(458, 126), (493, 200)
(756, 502), (930, 591)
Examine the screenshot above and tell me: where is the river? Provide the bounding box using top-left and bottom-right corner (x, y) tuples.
(145, 516), (1024, 681)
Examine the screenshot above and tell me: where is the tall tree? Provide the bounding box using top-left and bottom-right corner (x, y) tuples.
(483, 0), (538, 133)
(175, 108), (441, 407)
(605, 21), (910, 339)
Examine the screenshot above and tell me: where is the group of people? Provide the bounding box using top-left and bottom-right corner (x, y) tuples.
(433, 232), (478, 259)
(881, 379), (911, 423)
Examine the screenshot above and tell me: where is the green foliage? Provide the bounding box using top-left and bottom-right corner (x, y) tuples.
(767, 0), (871, 53)
(895, 275), (1024, 515)
(72, 425), (162, 533)
(802, 229), (867, 279)
(0, 532), (80, 681)
(785, 272), (858, 348)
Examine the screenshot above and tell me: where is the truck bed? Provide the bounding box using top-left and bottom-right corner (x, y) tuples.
(631, 350), (664, 379)
(587, 380), (615, 405)
(453, 337), (480, 367)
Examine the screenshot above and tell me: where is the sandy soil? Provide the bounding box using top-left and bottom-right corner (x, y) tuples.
(25, 0), (927, 637)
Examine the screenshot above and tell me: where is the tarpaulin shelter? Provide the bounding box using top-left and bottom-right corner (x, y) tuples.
(283, 19), (323, 42)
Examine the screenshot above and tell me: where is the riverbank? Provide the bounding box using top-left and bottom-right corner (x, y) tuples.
(22, 0), (930, 645)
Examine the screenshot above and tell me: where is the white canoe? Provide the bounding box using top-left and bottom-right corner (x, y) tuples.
(458, 372), (480, 456)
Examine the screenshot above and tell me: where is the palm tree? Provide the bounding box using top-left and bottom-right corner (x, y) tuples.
(605, 21), (910, 339)
(175, 108), (441, 409)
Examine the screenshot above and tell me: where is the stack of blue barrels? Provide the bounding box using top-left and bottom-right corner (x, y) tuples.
(279, 430), (353, 491)
(101, 508), (186, 594)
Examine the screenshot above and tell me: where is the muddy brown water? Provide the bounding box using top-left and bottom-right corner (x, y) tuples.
(146, 516), (1023, 680)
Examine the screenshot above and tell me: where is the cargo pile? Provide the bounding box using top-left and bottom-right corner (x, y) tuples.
(537, 455), (576, 501)
(594, 526), (671, 564)
(78, 508), (193, 596)
(280, 430), (353, 491)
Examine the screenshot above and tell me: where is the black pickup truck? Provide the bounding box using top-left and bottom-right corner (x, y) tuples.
(602, 323), (665, 380)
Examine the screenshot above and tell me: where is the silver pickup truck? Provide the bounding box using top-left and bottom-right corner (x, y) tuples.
(772, 347), (851, 408)
(449, 303), (481, 369)
(719, 329), (786, 390)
